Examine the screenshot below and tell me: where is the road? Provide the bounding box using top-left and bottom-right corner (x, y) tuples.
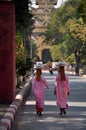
(12, 71), (86, 130)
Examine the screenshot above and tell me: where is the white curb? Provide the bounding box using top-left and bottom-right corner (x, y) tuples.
(0, 79), (32, 130)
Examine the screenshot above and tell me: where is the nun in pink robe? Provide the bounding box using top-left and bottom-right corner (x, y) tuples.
(54, 63), (70, 115)
(32, 67), (49, 116)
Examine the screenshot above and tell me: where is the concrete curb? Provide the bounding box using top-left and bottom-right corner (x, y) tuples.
(0, 77), (32, 130)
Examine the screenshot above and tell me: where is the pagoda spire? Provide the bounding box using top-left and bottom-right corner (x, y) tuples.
(42, 0), (51, 26)
(31, 0), (57, 33)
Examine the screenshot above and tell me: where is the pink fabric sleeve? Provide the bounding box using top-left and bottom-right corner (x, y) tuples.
(66, 76), (70, 93)
(41, 77), (49, 88)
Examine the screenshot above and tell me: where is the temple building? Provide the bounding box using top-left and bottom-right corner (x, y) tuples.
(30, 0), (58, 63)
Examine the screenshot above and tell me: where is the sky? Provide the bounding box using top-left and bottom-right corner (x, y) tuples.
(31, 0), (68, 9)
(54, 0), (68, 8)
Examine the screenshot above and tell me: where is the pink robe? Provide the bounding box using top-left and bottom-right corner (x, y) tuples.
(32, 77), (48, 112)
(54, 74), (70, 109)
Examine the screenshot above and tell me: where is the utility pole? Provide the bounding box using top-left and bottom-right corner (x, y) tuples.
(29, 33), (32, 59)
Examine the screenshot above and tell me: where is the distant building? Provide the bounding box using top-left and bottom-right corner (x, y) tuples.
(30, 0), (57, 63)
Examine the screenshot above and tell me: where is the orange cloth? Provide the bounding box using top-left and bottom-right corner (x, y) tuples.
(36, 69), (42, 81)
(59, 66), (65, 81)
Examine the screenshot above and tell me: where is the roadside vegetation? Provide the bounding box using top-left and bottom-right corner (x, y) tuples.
(13, 0), (37, 87)
(44, 0), (86, 67)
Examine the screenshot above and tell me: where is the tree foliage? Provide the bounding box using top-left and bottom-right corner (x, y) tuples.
(77, 0), (86, 23)
(16, 32), (33, 76)
(13, 0), (33, 31)
(12, 0), (35, 76)
(44, 0), (86, 64)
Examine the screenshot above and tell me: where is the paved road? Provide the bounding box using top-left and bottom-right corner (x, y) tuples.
(12, 71), (86, 130)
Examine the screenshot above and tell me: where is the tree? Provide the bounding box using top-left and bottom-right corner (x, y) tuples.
(16, 32), (33, 76)
(13, 0), (33, 31)
(44, 0), (86, 65)
(13, 0), (35, 57)
(13, 0), (35, 77)
(31, 41), (38, 59)
(50, 44), (67, 62)
(77, 0), (86, 23)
